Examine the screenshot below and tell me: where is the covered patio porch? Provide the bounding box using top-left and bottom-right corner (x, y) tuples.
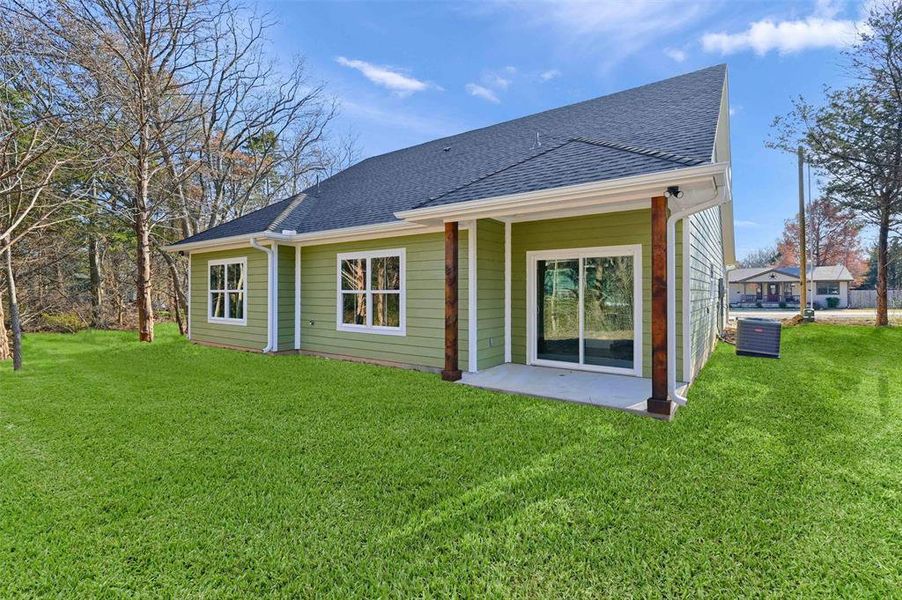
(395, 159), (731, 420)
(460, 363), (687, 419)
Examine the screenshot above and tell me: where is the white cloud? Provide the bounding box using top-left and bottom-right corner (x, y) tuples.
(465, 83), (500, 103)
(664, 48), (687, 62)
(496, 1), (707, 68)
(701, 16), (861, 56)
(485, 72), (512, 90)
(540, 69), (561, 81)
(735, 219), (759, 228)
(335, 57), (437, 96)
(729, 104), (743, 117)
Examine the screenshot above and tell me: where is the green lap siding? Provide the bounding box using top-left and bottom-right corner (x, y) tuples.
(686, 206), (724, 379)
(510, 209), (686, 380)
(189, 247), (269, 351)
(300, 231), (469, 370)
(277, 245), (296, 351)
(185, 212), (696, 377)
(476, 219), (505, 370)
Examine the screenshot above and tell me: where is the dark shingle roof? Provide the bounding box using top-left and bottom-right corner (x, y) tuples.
(175, 64), (726, 246)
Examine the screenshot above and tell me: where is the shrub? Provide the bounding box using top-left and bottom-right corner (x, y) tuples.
(826, 296), (840, 309)
(813, 301), (823, 311)
(42, 312), (87, 333)
(779, 301), (787, 309)
(755, 301), (763, 308)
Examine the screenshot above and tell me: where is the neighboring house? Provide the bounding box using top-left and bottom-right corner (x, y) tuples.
(166, 65), (735, 416)
(728, 265), (854, 308)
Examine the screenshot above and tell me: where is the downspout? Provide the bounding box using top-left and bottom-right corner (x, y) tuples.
(667, 184), (728, 404)
(250, 237), (276, 352)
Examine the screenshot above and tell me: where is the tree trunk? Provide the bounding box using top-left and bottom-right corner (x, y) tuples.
(0, 287), (10, 361)
(89, 235), (105, 328)
(876, 210), (890, 326)
(162, 252), (188, 336)
(135, 207), (154, 342)
(4, 241), (22, 370)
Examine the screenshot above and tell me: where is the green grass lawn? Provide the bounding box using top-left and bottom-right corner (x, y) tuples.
(1, 325), (900, 596)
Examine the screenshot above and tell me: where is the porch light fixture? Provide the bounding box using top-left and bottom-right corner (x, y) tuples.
(664, 185), (684, 199)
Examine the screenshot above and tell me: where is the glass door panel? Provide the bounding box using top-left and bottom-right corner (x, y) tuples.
(583, 256), (635, 370)
(536, 259), (580, 363)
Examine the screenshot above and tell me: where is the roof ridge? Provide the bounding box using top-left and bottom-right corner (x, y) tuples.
(267, 194), (306, 232)
(413, 137), (573, 209)
(572, 136), (706, 166)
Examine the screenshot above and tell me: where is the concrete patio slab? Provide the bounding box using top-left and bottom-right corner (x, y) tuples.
(459, 363), (687, 419)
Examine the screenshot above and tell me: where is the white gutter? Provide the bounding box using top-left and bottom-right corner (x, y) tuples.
(250, 237), (277, 352)
(667, 182), (730, 405)
(162, 222), (451, 254)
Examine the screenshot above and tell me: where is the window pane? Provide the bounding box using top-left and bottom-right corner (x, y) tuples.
(371, 256), (400, 291)
(341, 259), (366, 291)
(816, 282), (839, 295)
(210, 264), (225, 291)
(211, 292), (225, 318)
(227, 263), (245, 290)
(536, 259), (580, 363)
(583, 256), (634, 369)
(342, 293), (366, 325)
(372, 293), (400, 327)
(228, 292), (244, 319)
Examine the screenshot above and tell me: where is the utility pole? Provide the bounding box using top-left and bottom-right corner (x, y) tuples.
(797, 147), (808, 315)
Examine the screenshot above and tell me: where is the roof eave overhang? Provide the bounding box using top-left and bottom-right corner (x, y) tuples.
(395, 161), (730, 225)
(166, 161), (733, 253)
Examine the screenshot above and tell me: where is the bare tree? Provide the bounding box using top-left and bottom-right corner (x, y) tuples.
(0, 7), (88, 367)
(148, 6), (337, 329)
(22, 0), (227, 342)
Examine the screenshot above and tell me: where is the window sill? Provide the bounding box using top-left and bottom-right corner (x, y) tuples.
(336, 324), (406, 337)
(208, 317), (248, 326)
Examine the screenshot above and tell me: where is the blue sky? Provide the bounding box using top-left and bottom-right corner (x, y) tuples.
(261, 0), (871, 261)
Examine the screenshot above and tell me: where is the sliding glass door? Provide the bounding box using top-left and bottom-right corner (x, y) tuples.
(529, 245), (642, 376)
(536, 259), (580, 364)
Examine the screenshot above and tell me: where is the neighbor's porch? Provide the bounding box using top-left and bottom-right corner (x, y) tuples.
(731, 281), (801, 308)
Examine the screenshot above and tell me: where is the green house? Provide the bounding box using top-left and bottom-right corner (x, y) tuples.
(167, 65), (735, 417)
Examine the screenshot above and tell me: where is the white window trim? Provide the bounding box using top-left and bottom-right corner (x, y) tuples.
(816, 281), (840, 295)
(335, 248), (406, 336)
(207, 256), (248, 326)
(525, 244), (643, 377)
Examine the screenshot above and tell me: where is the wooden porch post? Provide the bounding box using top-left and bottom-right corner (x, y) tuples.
(648, 195), (671, 415)
(442, 221), (462, 381)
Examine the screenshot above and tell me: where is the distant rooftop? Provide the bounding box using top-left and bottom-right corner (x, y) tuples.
(729, 265), (854, 282)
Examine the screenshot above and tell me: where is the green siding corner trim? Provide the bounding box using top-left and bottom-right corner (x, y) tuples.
(477, 219), (505, 370)
(300, 231), (468, 370)
(190, 247), (269, 351)
(276, 245), (296, 351)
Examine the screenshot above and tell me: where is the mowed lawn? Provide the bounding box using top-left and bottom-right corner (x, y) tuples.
(1, 325), (900, 597)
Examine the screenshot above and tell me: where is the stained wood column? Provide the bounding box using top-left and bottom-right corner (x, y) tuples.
(442, 221), (462, 381)
(648, 195), (671, 415)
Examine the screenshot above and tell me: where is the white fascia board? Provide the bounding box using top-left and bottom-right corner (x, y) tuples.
(395, 162), (730, 223)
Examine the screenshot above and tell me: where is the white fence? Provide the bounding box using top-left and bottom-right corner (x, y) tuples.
(848, 289), (902, 308)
